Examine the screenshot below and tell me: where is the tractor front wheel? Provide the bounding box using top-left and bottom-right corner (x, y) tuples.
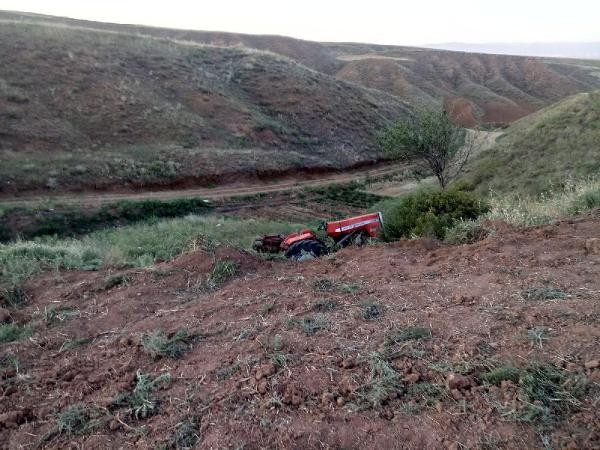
(285, 239), (328, 261)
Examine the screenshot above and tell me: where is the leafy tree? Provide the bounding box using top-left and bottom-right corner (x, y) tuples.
(380, 109), (476, 188)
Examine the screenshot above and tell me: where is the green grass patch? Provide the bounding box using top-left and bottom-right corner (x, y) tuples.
(479, 366), (521, 385)
(102, 273), (131, 290)
(215, 362), (241, 381)
(0, 285), (30, 308)
(300, 315), (328, 336)
(44, 306), (78, 326)
(483, 362), (588, 425)
(307, 182), (385, 208)
(443, 218), (490, 244)
(312, 278), (360, 294)
(165, 416), (201, 450)
(57, 405), (102, 435)
(0, 323), (33, 343)
(203, 260), (238, 291)
(0, 216), (304, 288)
(483, 178), (600, 227)
(385, 326), (431, 345)
(355, 353), (404, 410)
(361, 301), (384, 320)
(522, 286), (567, 301)
(141, 329), (191, 359)
(312, 299), (338, 312)
(113, 371), (172, 420)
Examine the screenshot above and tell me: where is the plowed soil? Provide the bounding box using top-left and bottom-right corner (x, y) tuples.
(1, 214), (599, 449)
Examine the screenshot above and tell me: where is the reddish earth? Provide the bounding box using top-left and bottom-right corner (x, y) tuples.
(1, 213), (599, 448)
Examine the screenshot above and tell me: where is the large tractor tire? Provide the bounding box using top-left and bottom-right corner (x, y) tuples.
(285, 239), (328, 261)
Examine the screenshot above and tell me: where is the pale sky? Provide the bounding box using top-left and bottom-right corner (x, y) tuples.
(0, 0), (599, 45)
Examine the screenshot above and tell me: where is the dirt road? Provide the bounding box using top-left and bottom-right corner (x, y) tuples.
(0, 164), (404, 207)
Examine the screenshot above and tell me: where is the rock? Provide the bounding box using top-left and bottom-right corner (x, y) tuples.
(118, 336), (132, 346)
(336, 396), (345, 406)
(403, 373), (420, 384)
(584, 238), (599, 255)
(585, 359), (600, 369)
(0, 308), (11, 324)
(446, 373), (472, 390)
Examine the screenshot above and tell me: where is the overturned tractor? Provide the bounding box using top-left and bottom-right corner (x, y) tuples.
(253, 212), (384, 260)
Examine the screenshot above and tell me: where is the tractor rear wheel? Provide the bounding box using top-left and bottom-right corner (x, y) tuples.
(285, 239), (328, 260)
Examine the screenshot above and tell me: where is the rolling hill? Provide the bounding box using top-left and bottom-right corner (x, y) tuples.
(0, 19), (409, 195)
(462, 91), (600, 195)
(1, 10), (600, 196)
(3, 10), (600, 128)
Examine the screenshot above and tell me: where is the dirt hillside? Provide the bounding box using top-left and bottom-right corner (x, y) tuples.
(4, 10), (600, 128)
(1, 213), (599, 448)
(0, 17), (408, 195)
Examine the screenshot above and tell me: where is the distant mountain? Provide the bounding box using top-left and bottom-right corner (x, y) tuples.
(427, 42), (600, 60)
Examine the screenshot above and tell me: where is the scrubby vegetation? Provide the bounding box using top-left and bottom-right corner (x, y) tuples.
(376, 189), (488, 240)
(485, 178), (600, 227)
(443, 178), (600, 244)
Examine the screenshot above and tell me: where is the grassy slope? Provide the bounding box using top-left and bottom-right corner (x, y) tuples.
(0, 20), (409, 194)
(462, 91), (600, 195)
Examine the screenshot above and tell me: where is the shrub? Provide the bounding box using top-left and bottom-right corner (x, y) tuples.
(379, 189), (488, 240)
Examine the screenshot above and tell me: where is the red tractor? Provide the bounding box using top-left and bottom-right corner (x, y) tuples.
(253, 212), (384, 260)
